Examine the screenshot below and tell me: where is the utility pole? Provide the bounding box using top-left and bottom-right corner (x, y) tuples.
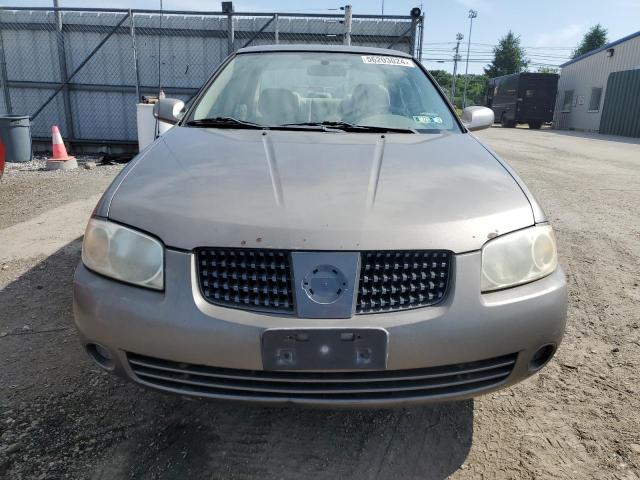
(450, 33), (463, 104)
(462, 9), (477, 108)
(343, 5), (353, 46)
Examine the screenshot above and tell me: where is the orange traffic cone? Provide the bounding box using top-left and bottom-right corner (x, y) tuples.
(46, 125), (77, 170)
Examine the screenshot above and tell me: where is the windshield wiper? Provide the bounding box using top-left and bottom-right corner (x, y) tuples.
(278, 121), (416, 133)
(186, 117), (266, 129)
(186, 118), (416, 133)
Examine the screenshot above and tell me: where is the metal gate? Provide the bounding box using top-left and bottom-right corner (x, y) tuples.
(0, 6), (424, 148)
(599, 69), (640, 138)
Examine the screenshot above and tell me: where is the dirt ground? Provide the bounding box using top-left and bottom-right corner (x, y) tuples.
(1, 128), (639, 480)
(0, 159), (124, 230)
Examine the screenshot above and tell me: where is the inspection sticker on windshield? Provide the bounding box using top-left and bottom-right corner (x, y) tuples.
(414, 114), (443, 125)
(361, 55), (415, 67)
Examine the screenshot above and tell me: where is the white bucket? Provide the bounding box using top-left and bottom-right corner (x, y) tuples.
(136, 103), (173, 151)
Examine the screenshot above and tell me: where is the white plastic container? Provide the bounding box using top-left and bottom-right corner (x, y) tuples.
(136, 103), (173, 151)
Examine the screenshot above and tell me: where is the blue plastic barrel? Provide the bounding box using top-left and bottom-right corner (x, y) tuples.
(0, 115), (32, 163)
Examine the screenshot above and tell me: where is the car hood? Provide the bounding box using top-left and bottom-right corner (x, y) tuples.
(107, 126), (534, 253)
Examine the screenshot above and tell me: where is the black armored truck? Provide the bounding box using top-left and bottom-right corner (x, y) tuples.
(485, 72), (559, 129)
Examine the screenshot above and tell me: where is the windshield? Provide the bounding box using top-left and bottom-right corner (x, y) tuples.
(188, 52), (459, 133)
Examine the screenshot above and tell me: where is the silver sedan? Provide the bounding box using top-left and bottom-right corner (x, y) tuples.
(73, 45), (567, 407)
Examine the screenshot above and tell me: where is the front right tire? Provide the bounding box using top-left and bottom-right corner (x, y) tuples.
(501, 114), (515, 128)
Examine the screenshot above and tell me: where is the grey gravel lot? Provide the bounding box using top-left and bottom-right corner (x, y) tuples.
(0, 128), (639, 480)
(0, 158), (123, 230)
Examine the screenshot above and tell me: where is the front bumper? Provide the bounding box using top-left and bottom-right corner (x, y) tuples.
(73, 249), (567, 407)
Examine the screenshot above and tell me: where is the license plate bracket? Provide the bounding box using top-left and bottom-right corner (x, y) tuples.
(262, 329), (388, 370)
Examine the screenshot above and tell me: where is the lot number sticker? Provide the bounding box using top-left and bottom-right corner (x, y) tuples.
(361, 55), (415, 67)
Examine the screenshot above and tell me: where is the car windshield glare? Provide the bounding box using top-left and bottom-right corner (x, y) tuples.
(188, 52), (459, 133)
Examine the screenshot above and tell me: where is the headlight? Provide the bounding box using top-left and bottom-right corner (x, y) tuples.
(481, 225), (557, 292)
(82, 218), (164, 290)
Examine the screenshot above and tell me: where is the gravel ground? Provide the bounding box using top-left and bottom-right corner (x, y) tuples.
(0, 157), (124, 230)
(1, 128), (639, 479)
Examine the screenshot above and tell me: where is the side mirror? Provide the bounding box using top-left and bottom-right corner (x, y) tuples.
(461, 106), (494, 131)
(152, 98), (185, 125)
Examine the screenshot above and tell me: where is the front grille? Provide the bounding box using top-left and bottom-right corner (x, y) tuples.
(356, 251), (452, 314)
(195, 248), (452, 316)
(127, 352), (517, 403)
(196, 248), (294, 313)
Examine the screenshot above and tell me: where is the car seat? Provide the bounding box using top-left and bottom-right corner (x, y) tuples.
(341, 84), (391, 122)
(258, 88), (301, 125)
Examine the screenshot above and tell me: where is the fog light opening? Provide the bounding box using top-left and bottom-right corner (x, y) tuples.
(529, 344), (556, 372)
(86, 343), (115, 371)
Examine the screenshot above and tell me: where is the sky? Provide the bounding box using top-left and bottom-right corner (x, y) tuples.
(7, 0), (640, 74)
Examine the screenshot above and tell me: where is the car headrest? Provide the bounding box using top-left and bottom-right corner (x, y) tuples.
(352, 84), (390, 108)
(342, 84), (391, 120)
(258, 88), (300, 125)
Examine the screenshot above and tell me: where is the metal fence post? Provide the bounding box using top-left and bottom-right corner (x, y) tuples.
(416, 15), (424, 61)
(54, 2), (75, 138)
(343, 5), (352, 46)
(227, 13), (234, 54)
(0, 27), (12, 114)
(409, 17), (418, 58)
(129, 10), (141, 102)
(274, 13), (279, 44)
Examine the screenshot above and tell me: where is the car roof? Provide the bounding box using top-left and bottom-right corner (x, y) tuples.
(236, 44), (413, 58)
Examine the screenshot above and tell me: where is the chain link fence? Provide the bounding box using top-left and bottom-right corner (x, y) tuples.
(0, 6), (423, 148)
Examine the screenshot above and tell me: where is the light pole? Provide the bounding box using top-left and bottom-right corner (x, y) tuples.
(462, 9), (477, 109)
(450, 32), (463, 104)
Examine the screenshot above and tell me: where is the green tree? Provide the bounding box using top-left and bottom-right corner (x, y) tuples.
(572, 24), (608, 58)
(428, 69), (487, 108)
(484, 31), (529, 78)
(537, 66), (558, 74)
(429, 70), (487, 107)
(428, 69), (452, 97)
(429, 69), (452, 90)
(462, 74), (488, 107)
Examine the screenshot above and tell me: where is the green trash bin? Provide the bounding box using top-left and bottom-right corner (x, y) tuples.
(0, 115), (33, 163)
